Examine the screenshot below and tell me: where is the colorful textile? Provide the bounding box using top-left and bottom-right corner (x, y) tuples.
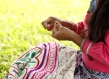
(5, 42), (77, 79)
(74, 51), (109, 79)
(5, 42), (109, 79)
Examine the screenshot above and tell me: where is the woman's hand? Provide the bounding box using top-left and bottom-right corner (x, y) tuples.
(41, 16), (60, 31)
(52, 22), (72, 40)
(52, 22), (84, 46)
(41, 16), (73, 31)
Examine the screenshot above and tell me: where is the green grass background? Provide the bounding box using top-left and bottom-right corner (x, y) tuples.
(0, 0), (90, 78)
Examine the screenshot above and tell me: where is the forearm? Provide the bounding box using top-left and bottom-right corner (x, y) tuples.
(51, 21), (84, 46)
(60, 20), (74, 30)
(68, 30), (84, 47)
(60, 20), (84, 36)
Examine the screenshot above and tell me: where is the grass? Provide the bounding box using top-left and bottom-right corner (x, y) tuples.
(0, 0), (90, 78)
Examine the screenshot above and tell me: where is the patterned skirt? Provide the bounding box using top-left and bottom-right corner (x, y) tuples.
(5, 42), (109, 79)
(74, 52), (109, 79)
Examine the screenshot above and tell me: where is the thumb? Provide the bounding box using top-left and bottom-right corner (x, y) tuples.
(54, 22), (62, 31)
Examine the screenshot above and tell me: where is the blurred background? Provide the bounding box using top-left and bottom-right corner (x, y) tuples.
(0, 0), (90, 78)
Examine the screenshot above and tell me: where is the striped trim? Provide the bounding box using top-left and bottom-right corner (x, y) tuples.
(72, 23), (79, 33)
(80, 38), (87, 51)
(86, 42), (93, 55)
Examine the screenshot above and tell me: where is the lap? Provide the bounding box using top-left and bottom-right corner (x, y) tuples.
(5, 42), (77, 79)
(5, 42), (109, 79)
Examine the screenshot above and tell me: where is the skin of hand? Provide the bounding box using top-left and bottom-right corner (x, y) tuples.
(52, 22), (84, 47)
(41, 16), (73, 31)
(52, 22), (72, 40)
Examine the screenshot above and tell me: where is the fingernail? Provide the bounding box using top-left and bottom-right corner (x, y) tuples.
(56, 22), (58, 25)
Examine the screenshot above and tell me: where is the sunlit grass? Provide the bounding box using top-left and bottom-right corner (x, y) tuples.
(0, 0), (90, 78)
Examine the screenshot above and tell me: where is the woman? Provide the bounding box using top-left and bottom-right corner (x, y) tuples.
(5, 0), (109, 79)
(42, 0), (109, 79)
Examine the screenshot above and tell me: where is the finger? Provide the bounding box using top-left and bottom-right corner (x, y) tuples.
(41, 21), (45, 26)
(52, 29), (56, 38)
(52, 23), (60, 38)
(47, 17), (53, 26)
(52, 23), (59, 38)
(49, 17), (56, 24)
(53, 26), (58, 34)
(46, 17), (55, 28)
(41, 21), (47, 29)
(46, 17), (52, 24)
(41, 20), (47, 27)
(53, 23), (59, 32)
(48, 17), (60, 25)
(42, 17), (52, 26)
(54, 22), (62, 31)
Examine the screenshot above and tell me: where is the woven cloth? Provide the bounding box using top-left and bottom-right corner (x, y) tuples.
(5, 42), (77, 79)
